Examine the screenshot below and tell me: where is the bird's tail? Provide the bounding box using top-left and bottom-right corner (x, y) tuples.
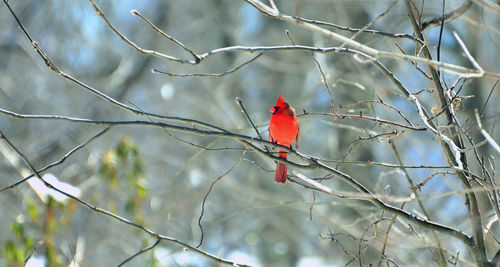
(275, 149), (287, 184)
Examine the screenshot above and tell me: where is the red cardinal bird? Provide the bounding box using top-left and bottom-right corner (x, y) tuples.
(269, 94), (300, 184)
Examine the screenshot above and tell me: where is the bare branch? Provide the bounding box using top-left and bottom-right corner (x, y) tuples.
(394, 42), (433, 80)
(0, 107), (475, 247)
(197, 152), (245, 248)
(242, 0), (499, 79)
(301, 112), (426, 131)
(288, 162), (474, 247)
(310, 56), (342, 119)
(292, 16), (423, 44)
(130, 9), (200, 62)
(338, 98), (416, 126)
(117, 239), (161, 267)
(89, 0), (196, 64)
(0, 128), (111, 192)
(87, 0), (500, 79)
(422, 0), (473, 30)
(0, 128), (252, 267)
(453, 31), (484, 73)
(153, 53), (263, 78)
(475, 109), (500, 155)
(409, 94), (464, 170)
(337, 0), (399, 50)
(23, 240), (44, 267)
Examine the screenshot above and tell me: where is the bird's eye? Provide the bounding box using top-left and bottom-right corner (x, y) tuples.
(270, 106), (280, 114)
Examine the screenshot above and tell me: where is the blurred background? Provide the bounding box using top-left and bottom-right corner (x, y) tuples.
(1, 0), (499, 266)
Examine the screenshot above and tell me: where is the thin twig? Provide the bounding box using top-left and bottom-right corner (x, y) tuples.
(130, 9), (200, 62)
(292, 16), (423, 44)
(117, 238), (161, 267)
(197, 152), (245, 248)
(337, 0), (399, 50)
(340, 97), (416, 126)
(0, 105), (477, 247)
(380, 141), (448, 266)
(479, 80), (498, 116)
(475, 109), (500, 154)
(243, 0), (499, 79)
(289, 165), (474, 248)
(409, 94), (464, 170)
(235, 97), (271, 155)
(405, 3), (486, 263)
(422, 0), (473, 30)
(311, 57), (342, 119)
(320, 230), (364, 265)
(315, 159), (450, 169)
(0, 108), (301, 156)
(436, 0), (446, 77)
(394, 42), (432, 80)
(295, 172), (500, 204)
(153, 53), (263, 78)
(268, 0), (278, 11)
(89, 0), (195, 64)
(2, 0), (229, 133)
(453, 31), (484, 73)
(235, 97), (262, 139)
(0, 108), (477, 250)
(285, 29), (340, 119)
(407, 224), (444, 266)
(300, 112), (426, 131)
(0, 107), (448, 175)
(23, 240), (44, 267)
(431, 78), (466, 119)
(90, 0), (500, 79)
(0, 128), (111, 192)
(452, 107), (500, 218)
(0, 128), (251, 267)
(2, 0), (59, 72)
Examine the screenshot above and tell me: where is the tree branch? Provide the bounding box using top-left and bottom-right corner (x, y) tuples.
(0, 128), (252, 267)
(242, 0), (497, 79)
(0, 107), (475, 247)
(421, 0), (473, 30)
(404, 1), (487, 265)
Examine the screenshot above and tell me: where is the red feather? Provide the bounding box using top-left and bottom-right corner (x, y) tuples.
(269, 94), (300, 184)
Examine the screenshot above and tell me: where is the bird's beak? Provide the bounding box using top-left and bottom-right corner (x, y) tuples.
(269, 107), (276, 113)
